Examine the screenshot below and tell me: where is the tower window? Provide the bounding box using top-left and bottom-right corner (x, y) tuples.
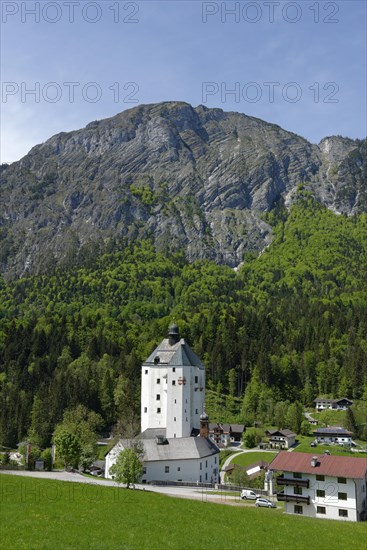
(174, 417), (176, 421)
(165, 466), (169, 473)
(196, 409), (198, 414)
(156, 378), (160, 384)
(195, 376), (198, 383)
(156, 394), (160, 400)
(144, 407), (147, 413)
(174, 399), (176, 404)
(172, 380), (176, 386)
(172, 368), (176, 372)
(145, 370), (148, 374)
(157, 408), (161, 413)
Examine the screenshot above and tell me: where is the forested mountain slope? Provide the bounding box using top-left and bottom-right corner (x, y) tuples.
(0, 195), (366, 447)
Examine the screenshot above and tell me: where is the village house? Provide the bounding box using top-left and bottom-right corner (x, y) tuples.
(270, 451), (367, 521)
(265, 429), (297, 449)
(314, 397), (353, 412)
(105, 324), (220, 484)
(313, 427), (353, 446)
(208, 423), (245, 447)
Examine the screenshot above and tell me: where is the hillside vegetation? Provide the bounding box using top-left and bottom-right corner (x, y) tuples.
(0, 193), (366, 447)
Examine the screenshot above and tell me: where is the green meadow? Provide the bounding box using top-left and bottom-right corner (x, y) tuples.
(1, 475), (366, 550)
(230, 451), (277, 467)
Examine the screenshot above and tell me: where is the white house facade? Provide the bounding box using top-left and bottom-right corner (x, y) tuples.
(314, 398), (353, 411)
(313, 427), (353, 445)
(270, 451), (367, 522)
(106, 324), (220, 484)
(105, 433), (219, 484)
(266, 429), (297, 449)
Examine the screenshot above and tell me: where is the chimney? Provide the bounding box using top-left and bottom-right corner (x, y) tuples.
(311, 456), (318, 467)
(200, 412), (209, 438)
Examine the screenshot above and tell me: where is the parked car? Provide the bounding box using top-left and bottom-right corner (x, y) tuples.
(240, 489), (258, 500)
(255, 497), (276, 508)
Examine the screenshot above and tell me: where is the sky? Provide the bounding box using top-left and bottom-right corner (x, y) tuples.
(1, 0), (366, 163)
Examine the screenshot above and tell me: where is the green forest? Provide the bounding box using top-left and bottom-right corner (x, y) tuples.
(0, 191), (367, 449)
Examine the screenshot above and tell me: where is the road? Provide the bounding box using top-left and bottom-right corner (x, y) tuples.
(0, 469), (245, 506)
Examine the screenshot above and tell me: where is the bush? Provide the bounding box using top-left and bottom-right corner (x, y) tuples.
(242, 428), (263, 449)
(41, 448), (53, 471)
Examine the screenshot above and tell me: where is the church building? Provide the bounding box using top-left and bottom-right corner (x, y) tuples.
(105, 324), (220, 484)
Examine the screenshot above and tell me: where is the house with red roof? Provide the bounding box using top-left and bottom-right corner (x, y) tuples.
(269, 451), (367, 521)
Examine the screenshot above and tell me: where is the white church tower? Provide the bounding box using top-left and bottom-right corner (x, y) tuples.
(141, 324), (205, 439)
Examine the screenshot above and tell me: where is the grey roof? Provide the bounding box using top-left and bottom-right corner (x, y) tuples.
(109, 436), (219, 463)
(314, 397), (353, 404)
(140, 428), (167, 439)
(313, 427), (352, 435)
(267, 429), (297, 438)
(230, 424), (245, 433)
(91, 460), (105, 469)
(144, 338), (204, 369)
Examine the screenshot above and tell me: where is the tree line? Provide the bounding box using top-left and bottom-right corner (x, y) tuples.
(0, 193), (366, 448)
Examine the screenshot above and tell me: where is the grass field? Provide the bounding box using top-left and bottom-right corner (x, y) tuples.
(230, 451), (277, 467)
(1, 475), (366, 550)
(294, 436), (367, 457)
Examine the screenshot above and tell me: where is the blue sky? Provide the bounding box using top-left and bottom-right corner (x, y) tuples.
(1, 0), (366, 162)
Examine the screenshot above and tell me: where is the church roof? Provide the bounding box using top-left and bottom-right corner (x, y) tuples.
(109, 436), (219, 463)
(144, 338), (204, 369)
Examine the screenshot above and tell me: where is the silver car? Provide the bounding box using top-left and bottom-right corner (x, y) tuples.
(255, 497), (276, 508)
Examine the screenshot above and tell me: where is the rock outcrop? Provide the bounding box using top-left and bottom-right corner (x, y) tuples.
(0, 102), (365, 278)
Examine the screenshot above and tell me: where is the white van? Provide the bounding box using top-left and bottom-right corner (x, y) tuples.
(240, 489), (258, 500)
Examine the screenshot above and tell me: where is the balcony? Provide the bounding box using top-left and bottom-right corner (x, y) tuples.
(277, 492), (310, 505)
(277, 475), (310, 488)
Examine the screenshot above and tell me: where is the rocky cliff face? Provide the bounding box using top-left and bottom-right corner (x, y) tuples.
(0, 102), (365, 278)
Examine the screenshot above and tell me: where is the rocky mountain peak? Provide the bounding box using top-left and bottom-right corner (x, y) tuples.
(0, 102), (365, 279)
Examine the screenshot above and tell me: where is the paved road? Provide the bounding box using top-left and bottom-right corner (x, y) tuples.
(0, 470), (245, 506)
